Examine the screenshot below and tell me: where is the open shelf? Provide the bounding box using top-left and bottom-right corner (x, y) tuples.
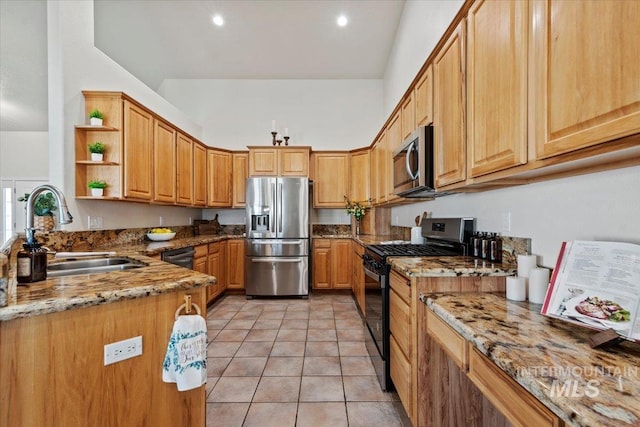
(76, 161), (120, 166)
(75, 125), (119, 131)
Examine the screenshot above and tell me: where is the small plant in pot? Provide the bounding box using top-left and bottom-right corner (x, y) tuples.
(89, 109), (104, 126)
(17, 192), (58, 231)
(88, 180), (107, 197)
(88, 142), (105, 161)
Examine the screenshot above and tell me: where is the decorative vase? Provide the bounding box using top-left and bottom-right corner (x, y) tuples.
(90, 117), (103, 126)
(90, 153), (103, 162)
(355, 219), (361, 236)
(91, 188), (104, 197)
(34, 215), (55, 231)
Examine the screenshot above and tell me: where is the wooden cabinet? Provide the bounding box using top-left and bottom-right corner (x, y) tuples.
(193, 244), (208, 274)
(401, 92), (415, 141)
(389, 270), (412, 419)
(530, 0), (640, 160)
(312, 152), (349, 207)
(414, 64), (433, 127)
(193, 142), (207, 206)
(153, 119), (177, 203)
(312, 239), (350, 289)
(312, 239), (331, 289)
(386, 112), (402, 202)
(226, 239), (245, 290)
(349, 149), (370, 205)
(232, 152), (249, 207)
(371, 132), (387, 205)
(466, 0), (528, 178)
(176, 132), (194, 206)
(123, 100), (154, 200)
(433, 20), (467, 188)
(206, 242), (225, 303)
(248, 147), (310, 176)
(351, 241), (365, 313)
(207, 149), (232, 207)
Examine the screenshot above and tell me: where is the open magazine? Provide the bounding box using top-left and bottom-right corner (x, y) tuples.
(541, 241), (640, 342)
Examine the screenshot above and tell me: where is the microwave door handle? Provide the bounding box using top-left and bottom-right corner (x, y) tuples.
(406, 141), (420, 180)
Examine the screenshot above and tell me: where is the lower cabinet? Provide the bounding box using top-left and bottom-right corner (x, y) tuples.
(226, 239), (245, 290)
(193, 244), (208, 274)
(389, 270), (413, 420)
(312, 238), (351, 289)
(351, 241), (365, 313)
(207, 241), (226, 303)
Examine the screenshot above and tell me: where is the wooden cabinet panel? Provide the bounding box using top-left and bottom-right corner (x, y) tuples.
(207, 149), (232, 207)
(176, 133), (193, 206)
(386, 112), (401, 201)
(206, 251), (221, 303)
(123, 100), (153, 200)
(531, 0), (640, 159)
(152, 119), (176, 203)
(467, 0), (528, 177)
(390, 335), (412, 417)
(280, 148), (310, 176)
(390, 270), (411, 305)
(312, 243), (331, 289)
(434, 20), (467, 188)
(415, 65), (434, 127)
(374, 132), (388, 204)
(313, 153), (349, 207)
(349, 150), (370, 204)
(330, 239), (351, 289)
(194, 244), (208, 275)
(401, 92), (415, 141)
(351, 241), (365, 313)
(390, 288), (411, 355)
(248, 147), (310, 177)
(226, 239), (245, 290)
(469, 347), (562, 427)
(249, 148), (278, 176)
(193, 143), (207, 206)
(426, 310), (468, 370)
(232, 152), (249, 207)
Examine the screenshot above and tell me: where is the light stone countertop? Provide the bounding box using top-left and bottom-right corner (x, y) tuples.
(389, 256), (516, 277)
(423, 293), (640, 427)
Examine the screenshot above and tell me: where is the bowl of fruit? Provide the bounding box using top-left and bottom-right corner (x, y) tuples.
(146, 228), (176, 241)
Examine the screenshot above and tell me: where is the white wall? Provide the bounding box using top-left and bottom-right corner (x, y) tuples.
(0, 132), (49, 178)
(158, 79), (383, 151)
(382, 0), (464, 116)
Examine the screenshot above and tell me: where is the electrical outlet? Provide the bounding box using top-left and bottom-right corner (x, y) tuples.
(88, 216), (103, 229)
(104, 336), (143, 366)
(502, 211), (512, 233)
(159, 216), (164, 226)
(189, 216), (193, 225)
(395, 215), (399, 225)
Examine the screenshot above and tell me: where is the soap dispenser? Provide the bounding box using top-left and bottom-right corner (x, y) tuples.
(17, 243), (47, 283)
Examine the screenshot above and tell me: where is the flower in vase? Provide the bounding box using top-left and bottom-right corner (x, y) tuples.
(344, 196), (372, 221)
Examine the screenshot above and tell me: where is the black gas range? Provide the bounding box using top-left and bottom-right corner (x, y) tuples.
(362, 218), (474, 391)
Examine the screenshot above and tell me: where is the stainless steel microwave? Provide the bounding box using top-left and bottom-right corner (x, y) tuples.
(392, 125), (436, 198)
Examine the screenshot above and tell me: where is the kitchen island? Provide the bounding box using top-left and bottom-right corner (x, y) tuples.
(0, 236), (215, 427)
(422, 293), (640, 427)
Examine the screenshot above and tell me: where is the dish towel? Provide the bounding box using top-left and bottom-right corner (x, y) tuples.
(162, 314), (207, 391)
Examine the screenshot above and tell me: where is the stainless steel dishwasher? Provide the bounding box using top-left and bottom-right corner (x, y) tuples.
(161, 247), (195, 269)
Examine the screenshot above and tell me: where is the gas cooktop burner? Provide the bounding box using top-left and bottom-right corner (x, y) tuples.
(367, 244), (459, 257)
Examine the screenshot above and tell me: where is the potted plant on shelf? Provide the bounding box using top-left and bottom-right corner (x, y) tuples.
(88, 180), (108, 197)
(88, 142), (105, 161)
(344, 196), (372, 236)
(17, 192), (58, 231)
(89, 109), (104, 126)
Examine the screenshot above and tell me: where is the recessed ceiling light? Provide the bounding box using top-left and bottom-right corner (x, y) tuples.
(337, 15), (348, 27)
(212, 14), (224, 26)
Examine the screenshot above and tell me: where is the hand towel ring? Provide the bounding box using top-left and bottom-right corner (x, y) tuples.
(174, 295), (202, 320)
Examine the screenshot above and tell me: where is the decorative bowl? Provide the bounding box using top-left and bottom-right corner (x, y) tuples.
(146, 232), (176, 241)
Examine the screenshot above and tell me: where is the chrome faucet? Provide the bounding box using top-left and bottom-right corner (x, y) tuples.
(25, 184), (73, 245)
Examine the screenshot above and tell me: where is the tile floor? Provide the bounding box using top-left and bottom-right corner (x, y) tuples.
(205, 293), (408, 427)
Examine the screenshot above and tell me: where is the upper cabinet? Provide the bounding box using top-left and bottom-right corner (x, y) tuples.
(530, 0), (640, 159)
(386, 112), (402, 202)
(193, 142), (207, 207)
(232, 152), (249, 208)
(312, 152), (349, 207)
(466, 0), (528, 177)
(371, 131), (387, 205)
(401, 92), (415, 141)
(248, 147), (310, 176)
(123, 100), (154, 200)
(414, 65), (434, 127)
(433, 20), (467, 188)
(176, 132), (194, 206)
(349, 149), (370, 204)
(153, 119), (177, 204)
(207, 148), (232, 207)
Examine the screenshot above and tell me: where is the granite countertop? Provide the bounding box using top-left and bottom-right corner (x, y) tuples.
(99, 234), (243, 255)
(422, 293), (640, 427)
(389, 256), (516, 277)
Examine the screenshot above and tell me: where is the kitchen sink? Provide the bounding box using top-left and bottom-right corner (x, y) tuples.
(47, 257), (146, 278)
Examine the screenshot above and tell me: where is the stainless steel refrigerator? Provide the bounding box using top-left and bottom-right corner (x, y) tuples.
(245, 177), (310, 298)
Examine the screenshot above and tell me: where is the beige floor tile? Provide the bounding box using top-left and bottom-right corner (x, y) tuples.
(299, 376), (344, 402)
(336, 328), (365, 341)
(338, 341), (368, 356)
(343, 376), (395, 402)
(240, 304), (264, 312)
(340, 357), (375, 376)
(222, 357), (268, 376)
(280, 319), (309, 329)
(207, 357), (232, 376)
(263, 356), (304, 376)
(276, 328), (308, 341)
(208, 341), (241, 357)
(258, 310), (285, 320)
(296, 402), (348, 427)
(303, 356), (342, 376)
(225, 319), (256, 329)
(207, 328), (220, 342)
(233, 311), (261, 320)
(309, 311), (335, 320)
(235, 341), (274, 357)
(252, 376), (301, 402)
(209, 376), (260, 402)
(214, 329), (250, 342)
(285, 304), (309, 312)
(332, 302), (356, 312)
(335, 319), (363, 330)
(243, 402), (297, 427)
(205, 402), (249, 427)
(208, 310), (237, 320)
(205, 376), (219, 399)
(271, 341), (306, 357)
(262, 303), (289, 311)
(307, 329), (337, 342)
(206, 319), (230, 329)
(252, 319), (283, 330)
(308, 318), (336, 329)
(304, 341), (339, 357)
(284, 311), (310, 320)
(334, 310), (362, 320)
(245, 328), (278, 342)
(346, 402), (403, 427)
(310, 303), (333, 312)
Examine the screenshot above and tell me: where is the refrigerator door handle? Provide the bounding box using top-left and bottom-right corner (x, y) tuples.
(271, 182), (277, 233)
(251, 257), (304, 263)
(278, 182), (283, 233)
